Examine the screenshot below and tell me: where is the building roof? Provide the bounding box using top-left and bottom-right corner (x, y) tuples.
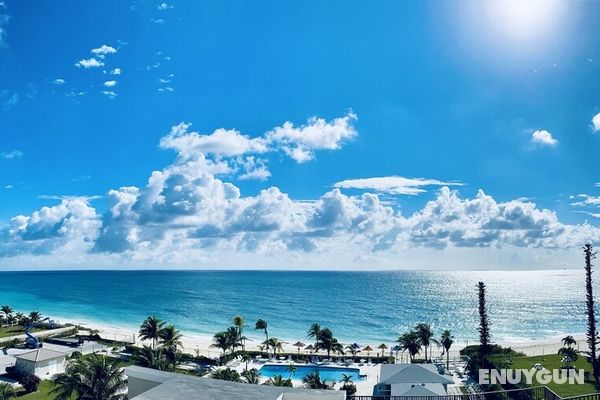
(379, 364), (454, 385)
(391, 383), (448, 396)
(15, 348), (66, 363)
(125, 366), (344, 400)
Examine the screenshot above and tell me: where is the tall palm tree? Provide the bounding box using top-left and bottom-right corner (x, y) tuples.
(345, 345), (358, 358)
(211, 368), (241, 382)
(139, 316), (166, 349)
(307, 323), (321, 349)
(51, 354), (127, 400)
(318, 328), (343, 357)
(14, 313), (25, 326)
(266, 375), (292, 387)
(302, 371), (329, 389)
(562, 335), (577, 349)
(397, 331), (421, 362)
(159, 324), (182, 349)
(255, 319), (269, 350)
(225, 326), (245, 352)
(440, 330), (455, 370)
(241, 368), (260, 384)
(0, 383), (16, 400)
(233, 315), (247, 350)
(415, 323), (436, 362)
(211, 331), (232, 355)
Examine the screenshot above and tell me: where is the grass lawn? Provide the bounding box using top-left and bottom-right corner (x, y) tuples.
(511, 354), (598, 397)
(18, 380), (57, 399)
(0, 325), (45, 339)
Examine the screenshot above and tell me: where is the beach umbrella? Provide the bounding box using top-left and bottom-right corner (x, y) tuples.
(305, 344), (315, 354)
(362, 345), (373, 357)
(293, 341), (305, 353)
(378, 343), (388, 356)
(351, 343), (361, 349)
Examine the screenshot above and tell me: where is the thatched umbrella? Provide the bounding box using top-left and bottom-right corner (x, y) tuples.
(362, 345), (373, 357)
(293, 341), (305, 354)
(378, 343), (388, 357)
(305, 344), (315, 354)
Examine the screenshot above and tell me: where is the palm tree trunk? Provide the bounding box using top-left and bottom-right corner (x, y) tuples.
(446, 350), (449, 370)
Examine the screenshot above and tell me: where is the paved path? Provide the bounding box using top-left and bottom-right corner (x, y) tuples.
(0, 326), (76, 344)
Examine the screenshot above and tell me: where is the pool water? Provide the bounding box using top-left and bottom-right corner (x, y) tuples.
(259, 364), (363, 382)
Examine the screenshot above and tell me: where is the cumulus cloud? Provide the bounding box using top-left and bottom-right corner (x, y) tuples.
(0, 116), (598, 268)
(592, 113), (600, 132)
(571, 194), (600, 207)
(110, 68), (121, 75)
(91, 44), (117, 58)
(531, 130), (558, 146)
(160, 123), (269, 158)
(75, 58), (104, 68)
(52, 78), (66, 85)
(334, 176), (463, 195)
(0, 149), (23, 159)
(266, 112), (357, 162)
(104, 80), (117, 87)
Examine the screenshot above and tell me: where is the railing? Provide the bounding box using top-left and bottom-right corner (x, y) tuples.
(349, 386), (548, 400)
(561, 395), (600, 400)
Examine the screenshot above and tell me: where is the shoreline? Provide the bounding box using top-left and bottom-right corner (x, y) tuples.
(48, 314), (587, 359)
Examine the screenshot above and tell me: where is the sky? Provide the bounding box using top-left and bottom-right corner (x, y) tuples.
(0, 0), (599, 270)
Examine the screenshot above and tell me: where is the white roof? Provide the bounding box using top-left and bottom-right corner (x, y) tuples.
(380, 364), (454, 385)
(15, 348), (66, 363)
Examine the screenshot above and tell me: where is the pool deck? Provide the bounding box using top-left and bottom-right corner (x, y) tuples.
(225, 359), (382, 395)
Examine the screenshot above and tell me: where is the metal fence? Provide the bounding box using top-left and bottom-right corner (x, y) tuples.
(349, 386), (549, 400)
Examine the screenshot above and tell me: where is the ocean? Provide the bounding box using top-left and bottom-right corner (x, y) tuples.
(0, 269), (590, 346)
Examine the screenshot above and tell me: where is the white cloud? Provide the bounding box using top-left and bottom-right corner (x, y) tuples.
(592, 113), (600, 132)
(334, 176), (463, 195)
(75, 58), (104, 68)
(4, 185), (13, 189)
(110, 68), (121, 75)
(571, 194), (600, 207)
(595, 183), (600, 188)
(157, 2), (173, 10)
(531, 129), (558, 146)
(91, 44), (117, 57)
(0, 1), (8, 47)
(237, 157), (271, 181)
(52, 78), (66, 85)
(0, 149), (23, 159)
(102, 90), (117, 98)
(104, 80), (117, 87)
(266, 112), (357, 162)
(160, 123), (268, 158)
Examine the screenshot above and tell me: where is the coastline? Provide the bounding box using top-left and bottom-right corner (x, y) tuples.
(50, 314), (587, 359)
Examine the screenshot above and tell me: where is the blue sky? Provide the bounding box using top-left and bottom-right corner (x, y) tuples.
(0, 0), (599, 269)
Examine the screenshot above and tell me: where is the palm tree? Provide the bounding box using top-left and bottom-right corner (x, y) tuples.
(397, 331), (421, 362)
(51, 354), (127, 400)
(241, 368), (260, 384)
(562, 335), (577, 349)
(302, 371), (329, 389)
(307, 323), (321, 349)
(440, 330), (455, 370)
(233, 315), (247, 350)
(135, 345), (172, 371)
(15, 312), (26, 326)
(263, 337), (282, 356)
(241, 352), (251, 371)
(211, 368), (241, 382)
(28, 311), (41, 323)
(1, 306), (12, 319)
(139, 316), (166, 349)
(558, 346), (579, 369)
(415, 323), (436, 362)
(340, 373), (353, 385)
(159, 324), (182, 349)
(266, 375), (292, 387)
(318, 328), (343, 357)
(225, 326), (245, 352)
(255, 319), (269, 350)
(285, 364), (297, 379)
(345, 345), (358, 358)
(212, 331), (233, 355)
(0, 383), (16, 400)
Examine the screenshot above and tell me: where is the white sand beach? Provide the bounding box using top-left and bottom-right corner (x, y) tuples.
(51, 315), (588, 360)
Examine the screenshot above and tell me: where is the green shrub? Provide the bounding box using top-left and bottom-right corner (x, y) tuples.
(19, 375), (41, 393)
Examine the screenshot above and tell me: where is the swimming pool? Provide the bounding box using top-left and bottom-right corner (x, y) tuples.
(259, 364), (364, 382)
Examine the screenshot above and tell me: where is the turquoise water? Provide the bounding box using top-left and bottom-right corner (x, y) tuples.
(259, 364), (363, 381)
(0, 269), (591, 344)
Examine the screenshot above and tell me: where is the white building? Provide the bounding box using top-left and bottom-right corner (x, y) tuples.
(14, 348), (67, 378)
(373, 364), (454, 397)
(126, 366), (346, 400)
